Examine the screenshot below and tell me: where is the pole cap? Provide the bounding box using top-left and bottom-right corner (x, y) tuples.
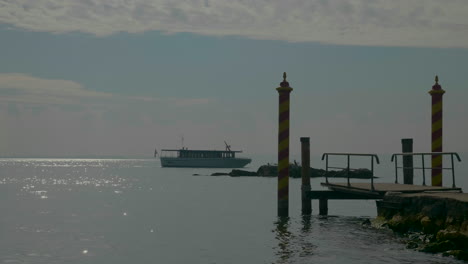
(429, 75), (445, 95)
(276, 72), (293, 93)
(432, 76), (441, 90)
(401, 138), (413, 144)
(280, 72), (289, 87)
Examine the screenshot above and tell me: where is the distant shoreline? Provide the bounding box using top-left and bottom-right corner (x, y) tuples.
(210, 165), (376, 179)
(0, 156), (151, 159)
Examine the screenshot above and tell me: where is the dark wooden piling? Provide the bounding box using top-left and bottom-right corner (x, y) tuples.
(319, 199), (328, 215)
(402, 138), (414, 184)
(300, 137), (312, 215)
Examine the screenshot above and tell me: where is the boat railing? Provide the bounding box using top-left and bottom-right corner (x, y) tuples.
(160, 151), (177, 158)
(321, 153), (380, 191)
(159, 149), (244, 159)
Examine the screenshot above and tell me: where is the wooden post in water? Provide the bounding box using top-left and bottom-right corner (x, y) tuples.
(319, 199), (328, 216)
(402, 138), (414, 184)
(300, 137), (311, 215)
(276, 72), (293, 217)
(429, 76), (445, 186)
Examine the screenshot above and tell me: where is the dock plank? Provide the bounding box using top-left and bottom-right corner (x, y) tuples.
(307, 190), (380, 200)
(321, 182), (462, 196)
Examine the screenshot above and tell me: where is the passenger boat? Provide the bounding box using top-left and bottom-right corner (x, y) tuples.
(158, 142), (251, 168)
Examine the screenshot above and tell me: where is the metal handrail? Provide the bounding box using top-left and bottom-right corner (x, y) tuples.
(321, 153), (380, 191)
(390, 152), (462, 188)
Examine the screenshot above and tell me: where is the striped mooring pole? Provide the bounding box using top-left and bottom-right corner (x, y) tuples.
(429, 76), (445, 186)
(276, 72), (293, 217)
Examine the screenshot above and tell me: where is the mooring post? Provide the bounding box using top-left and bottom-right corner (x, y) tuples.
(401, 138), (414, 184)
(319, 199), (328, 216)
(300, 137), (311, 215)
(429, 76), (445, 186)
(276, 72), (293, 217)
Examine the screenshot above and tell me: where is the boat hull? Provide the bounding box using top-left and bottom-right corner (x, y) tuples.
(160, 157), (251, 168)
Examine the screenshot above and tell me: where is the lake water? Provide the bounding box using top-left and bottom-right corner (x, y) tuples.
(0, 156), (466, 264)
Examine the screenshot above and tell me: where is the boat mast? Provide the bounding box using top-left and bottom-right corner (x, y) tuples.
(224, 141), (234, 158)
(224, 141), (231, 151)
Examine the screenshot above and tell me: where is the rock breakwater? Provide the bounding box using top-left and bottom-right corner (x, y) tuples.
(375, 192), (468, 261)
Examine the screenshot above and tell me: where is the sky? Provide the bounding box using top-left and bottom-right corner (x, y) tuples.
(0, 0), (467, 158)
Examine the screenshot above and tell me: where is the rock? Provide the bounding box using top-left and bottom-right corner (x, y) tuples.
(423, 233), (435, 243)
(376, 194), (468, 259)
(436, 230), (468, 249)
(406, 241), (419, 249)
(420, 216), (435, 233)
(420, 240), (456, 253)
(256, 165), (277, 177)
(229, 169), (258, 177)
(387, 214), (410, 233)
(361, 219), (371, 226)
(443, 250), (468, 261)
(210, 172), (229, 176)
(255, 164), (374, 179)
(211, 170), (258, 177)
(370, 217), (388, 229)
(460, 220), (468, 236)
(407, 232), (423, 241)
(420, 215), (445, 234)
(404, 232), (431, 250)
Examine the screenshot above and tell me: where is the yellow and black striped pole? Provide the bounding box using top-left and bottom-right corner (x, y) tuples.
(276, 72), (293, 217)
(429, 75), (445, 186)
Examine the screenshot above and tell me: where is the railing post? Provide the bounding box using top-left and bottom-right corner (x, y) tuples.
(421, 155), (426, 186)
(394, 157), (398, 184)
(401, 138), (414, 184)
(300, 137), (311, 215)
(371, 156), (375, 191)
(325, 155), (329, 184)
(276, 72), (293, 217)
(346, 155), (350, 187)
(451, 154), (456, 188)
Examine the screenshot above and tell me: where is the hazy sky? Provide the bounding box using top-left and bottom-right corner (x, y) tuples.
(0, 0), (467, 158)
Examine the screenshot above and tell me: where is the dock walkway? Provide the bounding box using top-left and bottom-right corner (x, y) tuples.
(301, 151), (463, 215)
(315, 182), (462, 199)
(306, 182), (464, 215)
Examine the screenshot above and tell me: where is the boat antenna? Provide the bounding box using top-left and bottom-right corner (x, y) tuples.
(224, 141), (231, 152)
(181, 135), (184, 149)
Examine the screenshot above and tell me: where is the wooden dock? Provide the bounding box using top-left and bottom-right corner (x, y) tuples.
(317, 182), (461, 197)
(306, 182), (463, 215)
(294, 148), (463, 216)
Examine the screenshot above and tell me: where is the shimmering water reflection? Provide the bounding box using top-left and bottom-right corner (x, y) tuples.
(0, 159), (465, 264)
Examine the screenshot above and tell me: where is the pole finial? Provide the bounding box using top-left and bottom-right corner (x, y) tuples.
(430, 75), (444, 93)
(280, 72), (290, 88)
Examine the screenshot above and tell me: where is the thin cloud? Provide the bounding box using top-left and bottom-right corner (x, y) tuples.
(127, 95), (211, 107)
(0, 0), (467, 48)
(0, 73), (212, 107)
(0, 73), (110, 105)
